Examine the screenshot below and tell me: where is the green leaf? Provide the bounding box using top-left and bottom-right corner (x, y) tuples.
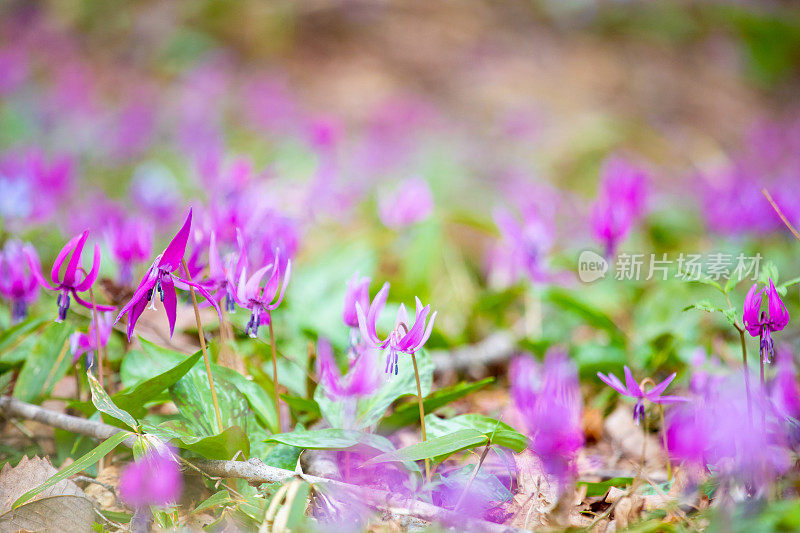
(759, 260), (780, 286)
(545, 287), (626, 346)
(0, 316), (46, 356)
(112, 350), (203, 418)
(263, 443), (303, 471)
(426, 414), (527, 452)
(87, 373), (138, 431)
(280, 394), (321, 418)
(215, 367), (277, 432)
(379, 378), (494, 431)
(170, 367), (250, 437)
(286, 481), (311, 530)
(150, 422), (250, 460)
(364, 429), (488, 466)
(724, 273), (741, 293)
(682, 300), (724, 314)
(577, 477), (634, 497)
(13, 322), (73, 403)
(193, 490), (231, 514)
(693, 277), (723, 292)
(12, 430), (130, 508)
(266, 428), (396, 453)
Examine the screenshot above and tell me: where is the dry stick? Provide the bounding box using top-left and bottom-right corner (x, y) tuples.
(181, 259), (224, 433)
(411, 352), (430, 484)
(87, 286), (105, 389)
(0, 396), (518, 533)
(268, 319), (282, 432)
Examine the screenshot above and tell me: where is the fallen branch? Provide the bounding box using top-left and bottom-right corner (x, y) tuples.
(430, 331), (518, 374)
(0, 395), (521, 533)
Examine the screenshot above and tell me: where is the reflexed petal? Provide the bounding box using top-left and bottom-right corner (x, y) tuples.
(208, 232), (223, 278)
(397, 305), (430, 351)
(645, 372), (676, 398)
(597, 372), (628, 395)
(24, 245), (57, 291)
(652, 395), (690, 404)
(126, 297), (148, 341)
(75, 243), (101, 291)
(116, 263), (158, 324)
(267, 259), (291, 309)
(742, 283), (764, 337)
(62, 230), (89, 287)
(72, 292), (116, 312)
(417, 310), (437, 348)
(158, 208), (192, 271)
(162, 277), (177, 337)
(50, 231), (84, 286)
(623, 366), (642, 397)
(768, 278), (789, 330)
(366, 283), (390, 341)
(245, 265), (272, 301)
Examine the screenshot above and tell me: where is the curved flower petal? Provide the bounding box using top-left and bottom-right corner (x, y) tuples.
(162, 277), (177, 337)
(158, 208), (192, 271)
(742, 283), (764, 337)
(366, 283), (390, 342)
(24, 245), (57, 291)
(72, 292), (116, 312)
(116, 263), (158, 324)
(75, 243), (101, 291)
(597, 372), (628, 395)
(50, 231), (84, 286)
(623, 366), (642, 397)
(267, 259), (291, 309)
(645, 372), (676, 399)
(767, 278), (789, 331)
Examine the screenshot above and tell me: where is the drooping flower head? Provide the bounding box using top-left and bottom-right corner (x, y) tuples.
(0, 240), (40, 322)
(235, 250), (291, 338)
(590, 155), (648, 256)
(70, 312), (112, 368)
(356, 283), (437, 376)
(115, 208), (221, 341)
(26, 230), (115, 322)
(510, 352), (583, 493)
(342, 273), (371, 329)
(486, 205), (553, 287)
(119, 446), (183, 508)
(377, 177), (434, 229)
(105, 215), (153, 286)
(743, 279), (789, 364)
(597, 366), (687, 424)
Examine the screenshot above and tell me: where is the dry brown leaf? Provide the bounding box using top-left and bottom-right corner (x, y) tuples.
(0, 456), (94, 532)
(505, 450), (555, 530)
(613, 493), (645, 529)
(603, 407), (663, 468)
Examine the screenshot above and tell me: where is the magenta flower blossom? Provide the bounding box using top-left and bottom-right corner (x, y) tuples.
(316, 338), (379, 402)
(115, 209), (220, 341)
(770, 349), (800, 421)
(668, 374), (791, 491)
(342, 274), (371, 329)
(119, 447), (183, 508)
(205, 230), (247, 313)
(597, 366), (687, 424)
(743, 279), (789, 364)
(105, 216), (153, 286)
(355, 283), (437, 375)
(0, 240), (40, 322)
(590, 155), (648, 256)
(70, 312), (112, 368)
(235, 252), (291, 338)
(510, 352), (583, 493)
(26, 230), (114, 322)
(377, 177), (434, 229)
(486, 205), (553, 287)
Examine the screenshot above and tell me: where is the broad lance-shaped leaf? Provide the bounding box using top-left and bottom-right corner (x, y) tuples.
(87, 373), (138, 431)
(170, 367), (249, 436)
(112, 349), (203, 418)
(265, 428), (396, 453)
(12, 322), (72, 403)
(364, 429), (488, 466)
(13, 431), (131, 508)
(379, 377), (494, 431)
(426, 414), (527, 453)
(142, 421), (250, 460)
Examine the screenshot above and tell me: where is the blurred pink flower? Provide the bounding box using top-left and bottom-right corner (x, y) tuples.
(377, 177), (434, 229)
(590, 155), (648, 256)
(0, 240), (40, 322)
(119, 447), (183, 508)
(70, 312), (112, 367)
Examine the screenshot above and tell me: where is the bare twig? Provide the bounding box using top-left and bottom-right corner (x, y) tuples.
(762, 188), (800, 243)
(429, 331), (518, 374)
(0, 395), (520, 533)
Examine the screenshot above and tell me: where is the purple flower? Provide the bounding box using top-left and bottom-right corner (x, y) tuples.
(119, 447), (183, 508)
(26, 230), (114, 322)
(377, 177), (434, 229)
(486, 205), (553, 287)
(590, 155), (648, 256)
(205, 230), (246, 313)
(510, 352), (583, 492)
(668, 374), (791, 491)
(0, 240), (39, 322)
(743, 279), (789, 364)
(316, 338), (379, 402)
(70, 312), (112, 367)
(115, 209), (220, 341)
(342, 274), (370, 329)
(770, 348), (800, 421)
(355, 283), (437, 375)
(597, 366), (687, 424)
(235, 251), (291, 338)
(105, 215), (153, 286)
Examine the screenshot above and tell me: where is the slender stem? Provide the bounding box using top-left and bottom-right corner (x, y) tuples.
(658, 404), (671, 482)
(268, 318), (283, 432)
(763, 188), (800, 243)
(411, 352), (430, 483)
(181, 259), (224, 433)
(87, 287), (104, 389)
(739, 328), (753, 426)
